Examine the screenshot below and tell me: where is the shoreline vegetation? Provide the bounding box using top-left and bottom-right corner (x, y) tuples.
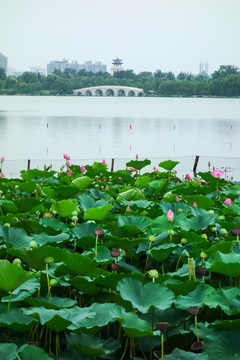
(0, 156), (240, 359)
(1, 65), (240, 97)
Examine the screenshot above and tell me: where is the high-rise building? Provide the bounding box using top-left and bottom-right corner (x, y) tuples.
(0, 53), (8, 73)
(47, 59), (69, 75)
(199, 62), (208, 75)
(47, 59), (107, 75)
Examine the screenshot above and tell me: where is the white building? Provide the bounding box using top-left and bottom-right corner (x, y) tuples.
(0, 53), (7, 73)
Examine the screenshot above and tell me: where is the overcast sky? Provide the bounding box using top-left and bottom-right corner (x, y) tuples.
(1, 0), (240, 75)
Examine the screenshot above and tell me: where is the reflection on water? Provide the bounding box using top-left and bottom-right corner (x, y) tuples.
(0, 96), (239, 160)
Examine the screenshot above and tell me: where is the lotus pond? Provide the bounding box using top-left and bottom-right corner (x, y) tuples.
(0, 157), (240, 360)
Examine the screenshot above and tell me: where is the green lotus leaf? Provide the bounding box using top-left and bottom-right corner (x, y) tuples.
(121, 311), (153, 337)
(84, 204), (113, 221)
(150, 244), (178, 262)
(0, 343), (18, 360)
(104, 234), (145, 251)
(71, 176), (92, 190)
(117, 188), (143, 201)
(0, 309), (37, 332)
(117, 215), (150, 235)
(205, 251), (240, 278)
(204, 329), (240, 360)
(0, 200), (18, 214)
(50, 199), (79, 218)
(175, 283), (215, 310)
(126, 159), (151, 171)
(166, 279), (198, 297)
(135, 175), (152, 187)
(21, 169), (56, 181)
(151, 212), (188, 233)
(14, 196), (41, 212)
(39, 217), (69, 232)
(1, 278), (40, 303)
(117, 278), (174, 313)
(18, 345), (52, 360)
(204, 288), (240, 315)
(0, 226), (32, 249)
(8, 246), (69, 271)
(208, 319), (240, 331)
(148, 179), (165, 191)
(162, 191), (178, 202)
(69, 276), (103, 296)
(25, 296), (77, 309)
(94, 245), (114, 264)
(62, 252), (96, 275)
(159, 160), (179, 171)
(0, 260), (37, 293)
(54, 185), (80, 199)
(31, 232), (70, 246)
(164, 347), (208, 359)
(160, 202), (190, 213)
(182, 194), (214, 210)
(120, 199), (154, 210)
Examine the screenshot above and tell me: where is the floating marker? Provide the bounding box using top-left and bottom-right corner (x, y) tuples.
(173, 125), (175, 130)
(130, 125), (132, 130)
(99, 124), (101, 129)
(230, 126), (232, 129)
(46, 123), (48, 128)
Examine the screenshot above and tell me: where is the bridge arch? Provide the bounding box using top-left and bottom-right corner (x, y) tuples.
(128, 90), (135, 97)
(117, 89), (125, 96)
(95, 89), (103, 96)
(85, 90), (92, 96)
(106, 89), (115, 96)
(77, 91), (82, 96)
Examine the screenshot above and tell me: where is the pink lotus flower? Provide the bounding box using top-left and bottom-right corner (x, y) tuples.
(136, 154), (139, 159)
(67, 170), (72, 176)
(0, 172), (5, 178)
(67, 160), (71, 167)
(185, 174), (191, 179)
(0, 156), (5, 162)
(211, 170), (224, 178)
(193, 202), (197, 207)
(208, 161), (211, 167)
(176, 195), (179, 202)
(224, 198), (232, 206)
(167, 209), (174, 222)
(102, 159), (106, 165)
(197, 180), (201, 185)
(63, 153), (70, 160)
(81, 165), (86, 173)
(128, 167), (137, 172)
(126, 205), (130, 212)
(118, 176), (121, 180)
(105, 185), (109, 191)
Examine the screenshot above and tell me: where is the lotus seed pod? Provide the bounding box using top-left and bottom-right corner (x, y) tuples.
(11, 217), (19, 226)
(110, 249), (121, 258)
(29, 241), (37, 249)
(0, 190), (3, 195)
(148, 269), (159, 279)
(52, 210), (57, 215)
(14, 185), (19, 190)
(201, 234), (208, 240)
(72, 215), (78, 222)
(94, 228), (105, 238)
(49, 279), (58, 287)
(13, 258), (22, 266)
(209, 210), (214, 216)
(44, 256), (54, 265)
(177, 208), (184, 214)
(72, 211), (78, 216)
(236, 191), (240, 196)
(110, 262), (120, 271)
(69, 222), (76, 228)
(220, 228), (227, 235)
(214, 237), (220, 241)
(156, 322), (169, 333)
(95, 184), (99, 188)
(3, 223), (11, 227)
(211, 227), (217, 232)
(148, 235), (157, 243)
(218, 215), (225, 221)
(181, 238), (188, 244)
(187, 306), (199, 316)
(43, 212), (53, 218)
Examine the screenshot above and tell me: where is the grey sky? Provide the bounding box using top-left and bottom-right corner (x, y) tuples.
(1, 0), (240, 75)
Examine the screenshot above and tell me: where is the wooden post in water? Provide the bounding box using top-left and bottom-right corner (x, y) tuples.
(111, 158), (114, 172)
(27, 160), (31, 170)
(193, 156), (199, 177)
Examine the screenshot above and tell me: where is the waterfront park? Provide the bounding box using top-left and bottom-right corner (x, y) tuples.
(0, 153), (240, 360)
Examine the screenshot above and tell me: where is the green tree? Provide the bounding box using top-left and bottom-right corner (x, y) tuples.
(212, 65), (239, 79)
(19, 72), (38, 83)
(0, 67), (6, 80)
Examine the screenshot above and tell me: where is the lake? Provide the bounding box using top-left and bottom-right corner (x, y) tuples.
(0, 96), (240, 178)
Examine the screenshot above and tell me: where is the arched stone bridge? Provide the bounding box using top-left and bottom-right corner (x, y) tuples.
(73, 85), (144, 97)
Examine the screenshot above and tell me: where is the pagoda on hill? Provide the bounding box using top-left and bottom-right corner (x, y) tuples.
(111, 58), (124, 76)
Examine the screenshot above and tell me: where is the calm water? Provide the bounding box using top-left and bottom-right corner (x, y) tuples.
(0, 96), (240, 161)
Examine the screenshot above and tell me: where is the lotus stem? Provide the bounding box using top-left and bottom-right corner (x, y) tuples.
(7, 292), (12, 312)
(15, 354), (21, 360)
(144, 241), (152, 273)
(161, 332), (164, 360)
(120, 337), (129, 360)
(194, 315), (199, 342)
(95, 235), (98, 261)
(46, 263), (51, 297)
(169, 223), (172, 243)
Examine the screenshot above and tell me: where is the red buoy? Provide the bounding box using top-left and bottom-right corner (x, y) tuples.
(130, 125), (132, 130)
(47, 123), (48, 128)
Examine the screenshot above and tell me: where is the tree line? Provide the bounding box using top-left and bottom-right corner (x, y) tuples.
(0, 65), (240, 97)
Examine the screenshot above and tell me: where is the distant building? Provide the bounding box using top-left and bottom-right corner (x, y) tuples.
(111, 58), (124, 76)
(30, 66), (46, 76)
(47, 59), (107, 75)
(199, 62), (208, 75)
(0, 52), (7, 73)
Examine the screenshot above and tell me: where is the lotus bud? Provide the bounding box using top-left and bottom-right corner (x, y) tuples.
(167, 209), (174, 222)
(105, 184), (109, 191)
(208, 210), (214, 216)
(49, 279), (58, 287)
(126, 205), (130, 212)
(148, 235), (157, 243)
(13, 258), (22, 266)
(44, 256), (54, 265)
(188, 258), (196, 281)
(29, 240), (37, 250)
(176, 195), (179, 202)
(218, 215), (225, 221)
